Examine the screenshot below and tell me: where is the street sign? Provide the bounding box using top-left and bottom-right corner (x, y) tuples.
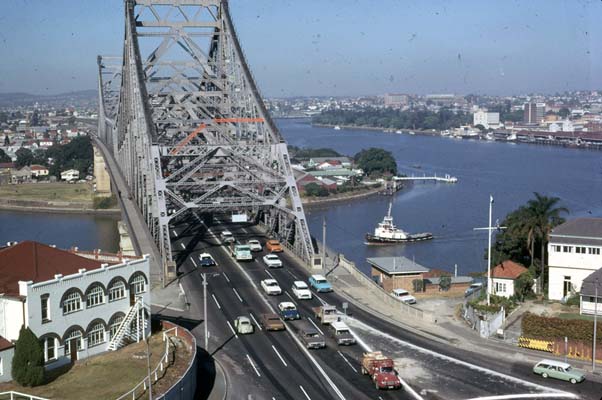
(342, 302), (348, 315)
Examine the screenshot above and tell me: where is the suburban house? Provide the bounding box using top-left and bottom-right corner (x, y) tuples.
(368, 256), (429, 293)
(0, 241), (150, 383)
(547, 218), (602, 301)
(30, 164), (49, 178)
(308, 157), (352, 169)
(491, 260), (528, 298)
(421, 269), (473, 295)
(11, 167), (32, 184)
(61, 169), (80, 182)
(580, 269), (602, 316)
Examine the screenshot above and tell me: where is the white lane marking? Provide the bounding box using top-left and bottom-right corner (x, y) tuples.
(312, 292), (328, 306)
(232, 288), (244, 303)
(223, 271), (231, 283)
(246, 354), (261, 377)
(172, 230), (178, 237)
(346, 318), (575, 398)
(286, 269), (299, 280)
(249, 312), (262, 331)
(299, 385), (311, 400)
(241, 227), (248, 233)
(337, 351), (357, 373)
(285, 291), (298, 304)
(190, 257), (197, 268)
(180, 242), (185, 250)
(226, 321), (238, 339)
(307, 317), (324, 335)
(265, 269), (275, 279)
(467, 395), (577, 400)
(271, 345), (288, 367)
(348, 327), (372, 353)
(211, 294), (221, 309)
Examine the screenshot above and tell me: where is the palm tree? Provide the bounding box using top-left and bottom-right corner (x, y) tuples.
(525, 193), (568, 294)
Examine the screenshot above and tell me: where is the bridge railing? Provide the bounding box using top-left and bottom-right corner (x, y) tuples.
(0, 392), (49, 400)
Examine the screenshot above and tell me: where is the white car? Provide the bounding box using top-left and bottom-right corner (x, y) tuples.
(261, 279), (282, 295)
(247, 239), (262, 252)
(391, 288), (417, 304)
(220, 230), (235, 244)
(292, 281), (312, 300)
(263, 254), (283, 268)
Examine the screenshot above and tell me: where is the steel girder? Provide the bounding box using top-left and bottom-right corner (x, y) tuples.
(97, 0), (317, 271)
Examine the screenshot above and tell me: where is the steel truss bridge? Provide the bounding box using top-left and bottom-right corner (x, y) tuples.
(97, 0), (318, 282)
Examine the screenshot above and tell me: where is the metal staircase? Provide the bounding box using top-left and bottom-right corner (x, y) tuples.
(108, 297), (147, 351)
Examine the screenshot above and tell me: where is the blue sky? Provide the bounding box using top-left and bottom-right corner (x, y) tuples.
(0, 0), (600, 96)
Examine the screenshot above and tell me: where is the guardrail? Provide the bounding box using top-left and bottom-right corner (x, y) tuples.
(0, 391), (49, 400)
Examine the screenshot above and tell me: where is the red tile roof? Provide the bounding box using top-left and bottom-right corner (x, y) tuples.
(491, 260), (528, 280)
(0, 241), (106, 297)
(0, 335), (14, 351)
(30, 164), (48, 171)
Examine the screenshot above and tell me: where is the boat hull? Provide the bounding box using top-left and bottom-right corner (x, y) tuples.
(365, 233), (433, 244)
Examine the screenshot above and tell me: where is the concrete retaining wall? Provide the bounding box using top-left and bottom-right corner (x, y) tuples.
(156, 321), (198, 400)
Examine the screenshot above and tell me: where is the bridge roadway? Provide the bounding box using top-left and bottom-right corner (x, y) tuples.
(170, 218), (599, 399)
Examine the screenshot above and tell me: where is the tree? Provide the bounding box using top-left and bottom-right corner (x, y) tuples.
(558, 108), (570, 119)
(354, 148), (397, 176)
(412, 279), (424, 293)
(0, 148), (11, 163)
(3, 134), (9, 146)
(439, 275), (452, 291)
(11, 326), (45, 387)
(304, 182), (329, 197)
(15, 148), (34, 168)
(32, 149), (47, 166)
(514, 270), (534, 301)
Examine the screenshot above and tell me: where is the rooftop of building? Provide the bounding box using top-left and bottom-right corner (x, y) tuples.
(0, 334), (13, 351)
(491, 260), (528, 280)
(367, 256), (429, 275)
(549, 218), (602, 246)
(581, 269), (602, 297)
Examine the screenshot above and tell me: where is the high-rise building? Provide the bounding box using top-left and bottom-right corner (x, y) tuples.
(384, 93), (409, 109)
(523, 102), (545, 124)
(473, 110), (500, 129)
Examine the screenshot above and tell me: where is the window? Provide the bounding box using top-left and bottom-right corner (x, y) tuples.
(62, 291), (82, 314)
(589, 247), (601, 255)
(41, 337), (56, 362)
(562, 246), (572, 253)
(131, 274), (146, 295)
(495, 282), (507, 293)
(64, 330), (83, 356)
(576, 246), (586, 254)
(109, 316), (124, 339)
(41, 295), (50, 322)
(86, 285), (105, 308)
(108, 281), (126, 302)
(552, 245), (561, 252)
(87, 322), (105, 347)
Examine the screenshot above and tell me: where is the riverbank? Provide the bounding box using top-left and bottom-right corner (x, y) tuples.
(312, 122), (439, 136)
(0, 201), (121, 216)
(301, 183), (391, 207)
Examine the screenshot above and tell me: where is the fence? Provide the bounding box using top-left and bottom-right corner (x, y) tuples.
(0, 392), (48, 400)
(518, 335), (602, 362)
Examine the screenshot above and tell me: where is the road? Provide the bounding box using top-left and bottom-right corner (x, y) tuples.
(171, 216), (599, 400)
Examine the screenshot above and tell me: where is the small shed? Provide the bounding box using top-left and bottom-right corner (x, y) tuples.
(367, 256), (429, 293)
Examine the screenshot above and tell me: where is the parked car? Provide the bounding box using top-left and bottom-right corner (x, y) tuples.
(278, 301), (300, 320)
(309, 274), (333, 293)
(391, 288), (417, 304)
(266, 239), (283, 253)
(234, 316), (254, 334)
(292, 281), (312, 300)
(261, 313), (285, 331)
(464, 282), (483, 297)
(220, 230), (235, 244)
(261, 279), (282, 295)
(199, 253), (216, 267)
(263, 254), (283, 268)
(247, 239), (262, 252)
(299, 326), (326, 349)
(533, 360), (585, 384)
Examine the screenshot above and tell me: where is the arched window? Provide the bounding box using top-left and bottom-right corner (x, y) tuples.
(86, 285), (105, 308)
(64, 329), (83, 356)
(62, 291), (82, 315)
(109, 315), (124, 340)
(130, 273), (147, 295)
(87, 321), (106, 347)
(108, 280), (126, 302)
(39, 334), (60, 363)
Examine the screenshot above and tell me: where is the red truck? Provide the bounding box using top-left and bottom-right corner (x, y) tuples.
(361, 351), (402, 390)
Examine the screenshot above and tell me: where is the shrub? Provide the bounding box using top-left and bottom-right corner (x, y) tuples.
(522, 312), (602, 342)
(412, 279), (424, 293)
(12, 327), (45, 386)
(439, 275), (452, 291)
(93, 194), (118, 209)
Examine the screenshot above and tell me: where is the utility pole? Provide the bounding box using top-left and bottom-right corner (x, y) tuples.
(594, 278), (598, 373)
(473, 195), (505, 306)
(146, 338), (153, 400)
(202, 272), (208, 350)
(322, 217), (326, 271)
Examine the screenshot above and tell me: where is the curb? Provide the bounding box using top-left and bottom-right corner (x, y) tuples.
(208, 359), (228, 400)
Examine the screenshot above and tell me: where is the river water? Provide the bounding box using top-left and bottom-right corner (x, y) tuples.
(0, 119), (600, 276)
(277, 118), (602, 276)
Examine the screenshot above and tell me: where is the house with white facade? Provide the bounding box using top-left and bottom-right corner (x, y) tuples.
(473, 110), (501, 130)
(61, 169), (79, 182)
(30, 164), (49, 178)
(580, 269), (602, 316)
(0, 241), (150, 383)
(491, 260), (528, 298)
(547, 218), (602, 301)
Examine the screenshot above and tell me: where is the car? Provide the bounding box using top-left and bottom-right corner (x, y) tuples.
(261, 313), (285, 331)
(220, 230), (235, 244)
(263, 254), (283, 268)
(330, 321), (356, 345)
(533, 360), (585, 384)
(308, 274), (333, 293)
(234, 316), (254, 335)
(199, 253), (216, 267)
(247, 239), (262, 252)
(266, 239), (283, 253)
(299, 326), (326, 349)
(261, 279), (282, 295)
(292, 281), (312, 300)
(391, 288), (417, 304)
(232, 244), (253, 261)
(464, 282), (483, 297)
(278, 301), (300, 320)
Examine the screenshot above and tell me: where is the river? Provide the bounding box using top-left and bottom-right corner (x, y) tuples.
(277, 118), (602, 276)
(0, 119), (600, 276)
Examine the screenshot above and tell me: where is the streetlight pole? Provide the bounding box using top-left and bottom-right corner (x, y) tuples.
(593, 278), (598, 373)
(322, 217), (326, 271)
(474, 196), (504, 306)
(202, 272), (208, 350)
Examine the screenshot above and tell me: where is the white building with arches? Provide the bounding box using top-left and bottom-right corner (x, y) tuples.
(0, 241), (150, 382)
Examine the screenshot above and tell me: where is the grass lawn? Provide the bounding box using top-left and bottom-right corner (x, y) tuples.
(0, 335), (169, 400)
(0, 183), (92, 203)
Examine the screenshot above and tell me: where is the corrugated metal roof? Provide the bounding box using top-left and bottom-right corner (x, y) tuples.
(367, 256), (429, 275)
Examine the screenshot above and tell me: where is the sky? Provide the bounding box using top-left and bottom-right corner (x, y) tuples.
(0, 0), (600, 97)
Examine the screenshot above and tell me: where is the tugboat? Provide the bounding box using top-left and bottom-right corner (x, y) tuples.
(365, 203), (433, 244)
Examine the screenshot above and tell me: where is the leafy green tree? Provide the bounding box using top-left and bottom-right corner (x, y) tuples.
(439, 275), (452, 291)
(15, 148), (34, 168)
(412, 279), (424, 293)
(11, 326), (45, 387)
(3, 134), (9, 146)
(514, 271), (534, 301)
(354, 148), (397, 176)
(32, 149), (47, 166)
(304, 183), (329, 197)
(0, 148), (11, 163)
(558, 108), (570, 118)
